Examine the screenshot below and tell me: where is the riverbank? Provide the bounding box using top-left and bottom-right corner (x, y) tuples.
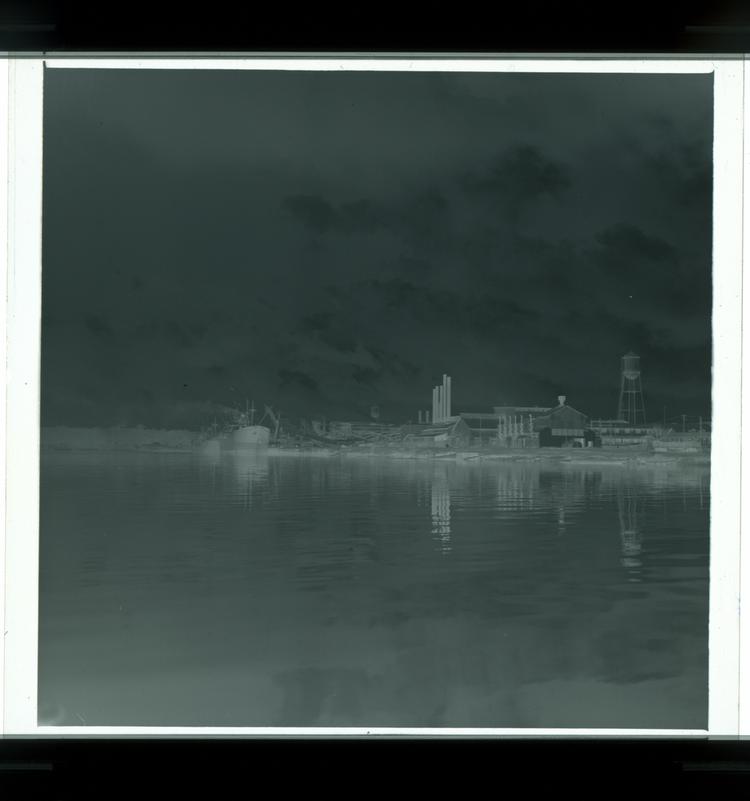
(41, 427), (709, 469)
(332, 445), (709, 469)
(41, 426), (199, 452)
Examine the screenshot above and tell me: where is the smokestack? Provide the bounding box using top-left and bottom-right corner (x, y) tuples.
(446, 375), (452, 419)
(432, 387), (437, 424)
(438, 385), (444, 423)
(418, 410), (422, 424)
(425, 410), (430, 423)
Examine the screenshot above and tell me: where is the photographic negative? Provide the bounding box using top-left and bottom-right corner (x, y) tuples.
(34, 62), (717, 730)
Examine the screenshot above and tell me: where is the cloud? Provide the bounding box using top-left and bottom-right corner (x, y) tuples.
(40, 70), (713, 426)
(280, 195), (336, 233)
(461, 145), (571, 221)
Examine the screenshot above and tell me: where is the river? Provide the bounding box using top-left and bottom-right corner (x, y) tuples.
(38, 450), (709, 728)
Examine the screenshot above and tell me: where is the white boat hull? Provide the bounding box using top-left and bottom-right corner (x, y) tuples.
(219, 425), (271, 451)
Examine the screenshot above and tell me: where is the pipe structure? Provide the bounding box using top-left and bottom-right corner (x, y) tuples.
(446, 375), (451, 420)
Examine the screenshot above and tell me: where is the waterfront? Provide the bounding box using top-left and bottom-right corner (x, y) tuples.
(38, 451), (709, 728)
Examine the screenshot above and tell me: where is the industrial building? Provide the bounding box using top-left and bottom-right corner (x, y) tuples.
(454, 411), (540, 448)
(493, 405), (548, 448)
(458, 412), (504, 446)
(417, 377), (602, 449)
(587, 419), (654, 447)
(533, 396), (600, 448)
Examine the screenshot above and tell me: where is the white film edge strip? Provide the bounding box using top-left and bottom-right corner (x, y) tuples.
(1, 56), (744, 736)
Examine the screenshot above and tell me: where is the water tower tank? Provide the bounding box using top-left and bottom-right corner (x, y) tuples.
(622, 352), (640, 380)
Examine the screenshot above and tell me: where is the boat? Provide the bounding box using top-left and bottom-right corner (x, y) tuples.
(220, 423), (271, 451)
(205, 401), (273, 452)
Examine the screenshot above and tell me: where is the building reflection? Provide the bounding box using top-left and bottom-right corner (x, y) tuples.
(430, 470), (451, 554)
(495, 468), (539, 512)
(617, 485), (643, 579)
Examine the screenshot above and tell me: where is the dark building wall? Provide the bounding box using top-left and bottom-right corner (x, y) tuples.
(538, 427), (600, 448)
(534, 403), (599, 448)
(533, 405), (588, 432)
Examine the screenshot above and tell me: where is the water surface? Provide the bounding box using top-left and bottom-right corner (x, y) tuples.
(38, 451), (709, 728)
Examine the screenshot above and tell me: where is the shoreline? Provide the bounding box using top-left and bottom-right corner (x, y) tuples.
(41, 442), (710, 469)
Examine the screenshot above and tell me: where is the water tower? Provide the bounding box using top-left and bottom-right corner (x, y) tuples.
(617, 352), (646, 426)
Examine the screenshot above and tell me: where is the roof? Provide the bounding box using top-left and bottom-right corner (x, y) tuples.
(545, 402), (587, 417)
(493, 406), (549, 414)
(534, 403), (589, 431)
(401, 419), (467, 438)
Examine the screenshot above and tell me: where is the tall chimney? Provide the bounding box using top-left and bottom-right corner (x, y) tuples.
(432, 387), (438, 424)
(418, 410), (423, 424)
(425, 409), (430, 423)
(446, 375), (452, 420)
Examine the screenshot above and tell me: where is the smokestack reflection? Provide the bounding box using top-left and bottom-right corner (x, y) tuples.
(431, 469), (451, 554)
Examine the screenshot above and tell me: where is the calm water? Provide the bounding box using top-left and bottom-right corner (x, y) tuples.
(38, 451), (709, 728)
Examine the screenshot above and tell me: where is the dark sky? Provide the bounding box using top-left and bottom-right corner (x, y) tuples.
(41, 68), (713, 428)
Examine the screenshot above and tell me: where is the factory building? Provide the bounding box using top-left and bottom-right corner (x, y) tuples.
(458, 412), (504, 445)
(533, 396), (600, 448)
(493, 405), (549, 417)
(493, 405), (548, 448)
(455, 411), (539, 448)
(588, 419), (654, 448)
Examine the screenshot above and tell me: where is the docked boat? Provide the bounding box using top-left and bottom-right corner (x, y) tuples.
(220, 423), (271, 451)
(204, 401), (276, 453)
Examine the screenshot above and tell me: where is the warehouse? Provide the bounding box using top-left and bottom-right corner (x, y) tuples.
(533, 396), (600, 448)
(457, 412), (503, 445)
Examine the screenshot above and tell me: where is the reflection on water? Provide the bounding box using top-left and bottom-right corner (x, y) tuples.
(430, 470), (451, 553)
(618, 487), (643, 577)
(38, 452), (709, 728)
